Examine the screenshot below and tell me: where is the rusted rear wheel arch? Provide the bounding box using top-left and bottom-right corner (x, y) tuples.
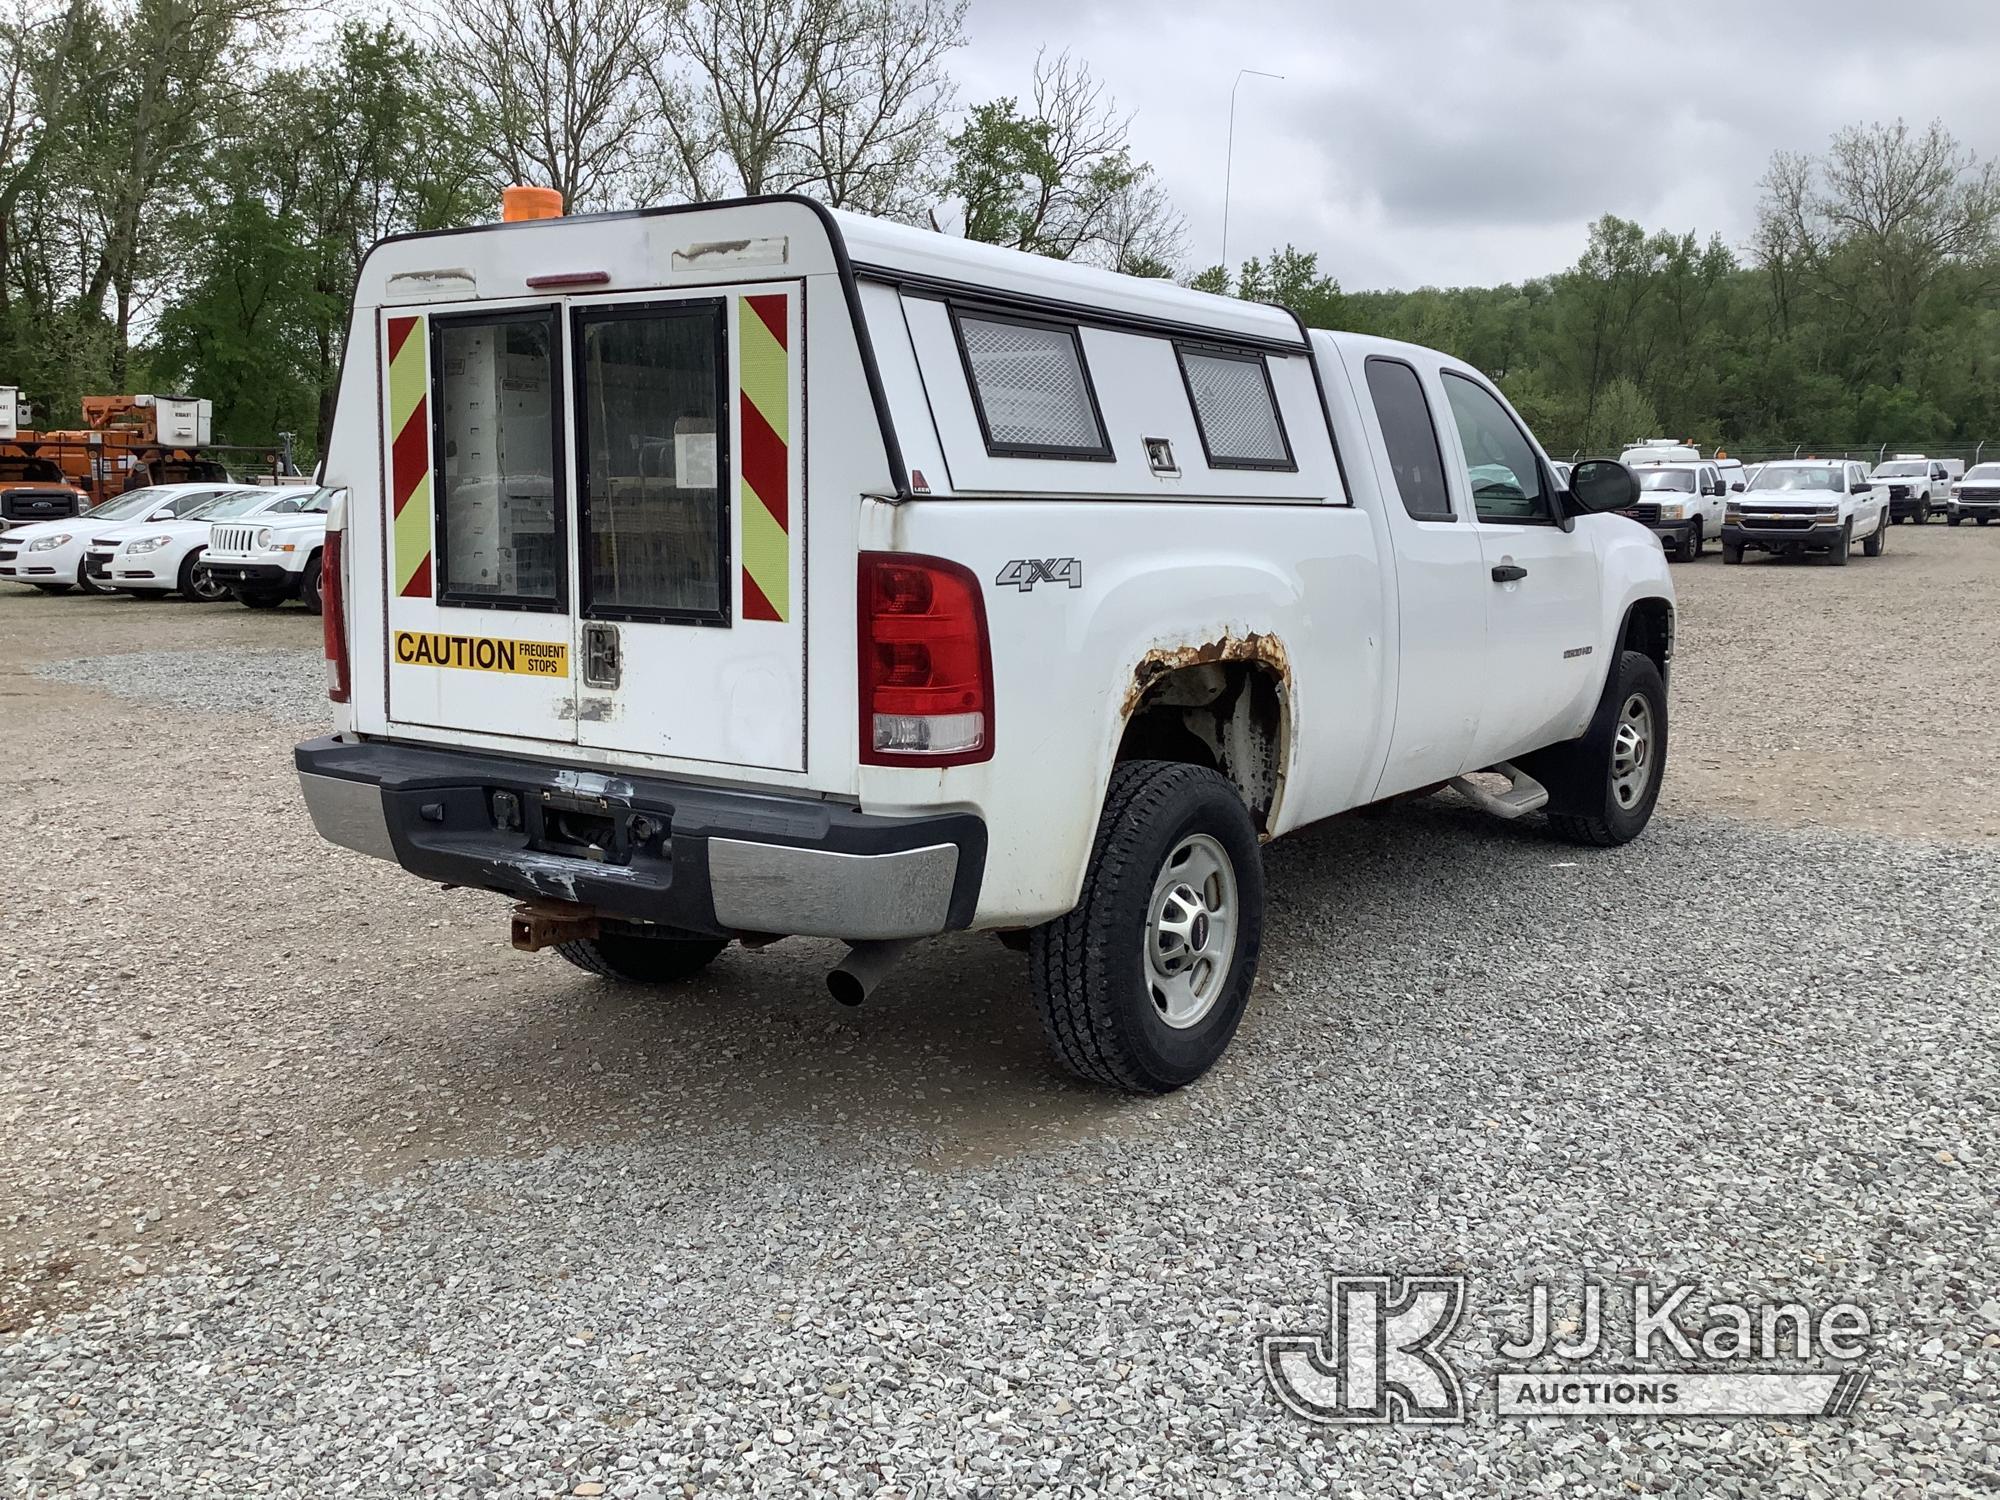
(1114, 634), (1293, 834)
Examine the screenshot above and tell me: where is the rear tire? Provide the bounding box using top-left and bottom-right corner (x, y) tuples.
(554, 932), (730, 983)
(1029, 760), (1265, 1095)
(1522, 649), (1668, 848)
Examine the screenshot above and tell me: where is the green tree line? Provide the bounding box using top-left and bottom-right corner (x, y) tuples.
(1199, 120), (2000, 457)
(4, 0), (1995, 464)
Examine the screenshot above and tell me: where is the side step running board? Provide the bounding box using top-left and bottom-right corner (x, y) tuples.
(1447, 761), (1550, 820)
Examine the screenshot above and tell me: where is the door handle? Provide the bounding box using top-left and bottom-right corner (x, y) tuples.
(1491, 563), (1528, 583)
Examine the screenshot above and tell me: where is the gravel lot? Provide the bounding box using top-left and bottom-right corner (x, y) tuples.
(2, 527), (1997, 1497)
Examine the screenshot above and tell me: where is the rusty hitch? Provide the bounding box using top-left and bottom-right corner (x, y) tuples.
(510, 900), (600, 952)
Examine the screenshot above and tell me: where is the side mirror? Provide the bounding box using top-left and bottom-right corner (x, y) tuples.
(1730, 480), (1745, 492)
(1568, 458), (1638, 513)
(150, 511), (174, 521)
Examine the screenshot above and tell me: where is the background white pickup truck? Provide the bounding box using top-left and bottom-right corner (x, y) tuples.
(297, 197), (1677, 1094)
(1872, 456), (1953, 524)
(1723, 459), (1889, 564)
(1621, 459), (1730, 560)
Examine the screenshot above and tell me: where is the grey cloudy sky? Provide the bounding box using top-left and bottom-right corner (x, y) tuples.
(955, 0), (2000, 290)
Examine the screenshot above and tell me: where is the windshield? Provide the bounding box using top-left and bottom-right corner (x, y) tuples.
(1873, 462), (1923, 476)
(1965, 465), (2000, 483)
(1749, 466), (1839, 493)
(185, 489), (273, 520)
(1638, 469), (1697, 493)
(85, 487), (174, 521)
(0, 457), (63, 483)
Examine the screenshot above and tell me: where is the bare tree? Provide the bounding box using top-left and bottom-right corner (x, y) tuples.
(944, 50), (1180, 270)
(645, 0), (964, 219)
(430, 0), (657, 212)
(1756, 119), (2000, 362)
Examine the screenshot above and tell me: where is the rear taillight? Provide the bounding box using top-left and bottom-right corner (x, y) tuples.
(322, 525), (350, 703)
(858, 552), (993, 766)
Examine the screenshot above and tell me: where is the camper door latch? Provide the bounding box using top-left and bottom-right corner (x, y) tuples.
(583, 622), (622, 689)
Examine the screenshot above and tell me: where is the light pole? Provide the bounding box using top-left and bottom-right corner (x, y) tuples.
(1222, 68), (1284, 276)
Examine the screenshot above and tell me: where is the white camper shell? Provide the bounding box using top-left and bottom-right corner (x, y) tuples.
(300, 196), (1676, 1093)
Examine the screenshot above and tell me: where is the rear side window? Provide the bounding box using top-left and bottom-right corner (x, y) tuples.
(1441, 372), (1548, 523)
(1176, 346), (1293, 470)
(952, 309), (1111, 460)
(432, 310), (563, 609)
(1363, 357), (1452, 520)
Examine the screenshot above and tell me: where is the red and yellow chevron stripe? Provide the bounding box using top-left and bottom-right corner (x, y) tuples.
(738, 294), (790, 623)
(386, 315), (432, 598)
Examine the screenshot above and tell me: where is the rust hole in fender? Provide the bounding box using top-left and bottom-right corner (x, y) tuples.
(1118, 633), (1293, 834)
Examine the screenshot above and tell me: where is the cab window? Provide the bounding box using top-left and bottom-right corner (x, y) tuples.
(1440, 373), (1548, 523)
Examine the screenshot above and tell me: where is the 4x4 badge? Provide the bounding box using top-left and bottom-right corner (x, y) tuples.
(995, 557), (1083, 592)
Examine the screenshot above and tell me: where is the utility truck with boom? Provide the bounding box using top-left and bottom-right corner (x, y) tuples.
(297, 193), (1676, 1094)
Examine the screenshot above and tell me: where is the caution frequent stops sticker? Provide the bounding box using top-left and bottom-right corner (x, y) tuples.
(393, 631), (569, 677)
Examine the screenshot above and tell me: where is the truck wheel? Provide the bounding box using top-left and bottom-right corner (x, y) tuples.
(1529, 650), (1668, 849)
(1917, 501), (1931, 524)
(1823, 522), (1851, 566)
(1721, 543), (1743, 565)
(299, 553), (323, 615)
(179, 550), (230, 601)
(1675, 524), (1700, 563)
(1029, 760), (1265, 1095)
(1949, 514), (1963, 526)
(1862, 514), (1886, 557)
(554, 932), (730, 983)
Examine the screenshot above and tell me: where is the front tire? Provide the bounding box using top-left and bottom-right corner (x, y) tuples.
(179, 550), (230, 601)
(1863, 513), (1886, 557)
(1823, 522), (1851, 566)
(554, 932), (730, 983)
(1722, 542), (1744, 565)
(1675, 523), (1700, 563)
(30, 582), (72, 594)
(1523, 650), (1668, 848)
(1030, 760), (1265, 1095)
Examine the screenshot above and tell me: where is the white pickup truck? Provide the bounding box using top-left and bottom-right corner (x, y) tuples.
(1722, 459), (1889, 565)
(1872, 455), (1953, 524)
(296, 196), (1676, 1093)
(1621, 460), (1730, 561)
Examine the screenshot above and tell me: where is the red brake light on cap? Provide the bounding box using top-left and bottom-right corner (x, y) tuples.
(858, 552), (993, 766)
(322, 523), (350, 703)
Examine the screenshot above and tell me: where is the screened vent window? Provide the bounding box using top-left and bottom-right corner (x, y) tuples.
(1178, 348), (1293, 470)
(954, 311), (1110, 459)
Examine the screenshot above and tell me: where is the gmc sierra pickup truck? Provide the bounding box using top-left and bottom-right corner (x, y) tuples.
(296, 195), (1675, 1094)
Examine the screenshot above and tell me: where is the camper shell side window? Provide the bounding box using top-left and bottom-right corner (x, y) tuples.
(949, 305), (1114, 462)
(1174, 342), (1295, 472)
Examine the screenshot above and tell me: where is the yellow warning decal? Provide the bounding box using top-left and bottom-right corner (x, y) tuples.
(393, 631), (569, 677)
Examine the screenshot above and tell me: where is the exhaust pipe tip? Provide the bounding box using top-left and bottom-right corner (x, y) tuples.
(825, 938), (916, 1007)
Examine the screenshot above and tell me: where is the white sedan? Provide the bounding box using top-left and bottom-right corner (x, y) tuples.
(0, 483), (244, 595)
(94, 485), (317, 600)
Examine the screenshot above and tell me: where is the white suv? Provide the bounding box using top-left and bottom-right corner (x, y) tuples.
(1722, 460), (1889, 565)
(200, 487), (339, 611)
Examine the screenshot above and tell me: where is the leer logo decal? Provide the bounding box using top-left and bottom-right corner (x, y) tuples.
(393, 631), (569, 677)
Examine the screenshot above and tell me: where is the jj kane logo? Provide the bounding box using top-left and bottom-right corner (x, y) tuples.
(1263, 1275), (1873, 1424)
